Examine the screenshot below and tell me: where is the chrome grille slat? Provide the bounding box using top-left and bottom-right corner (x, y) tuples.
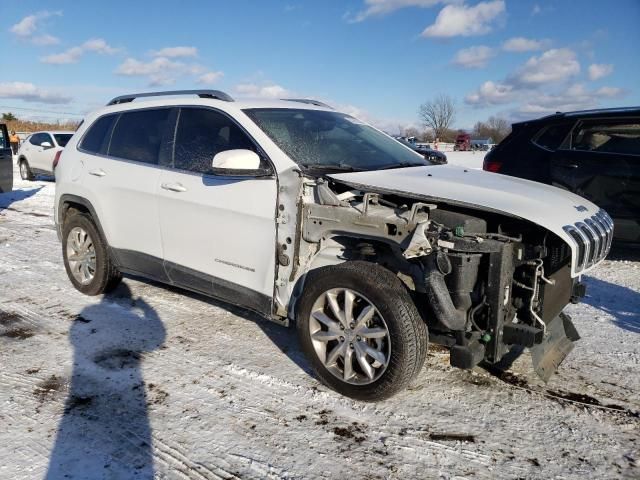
(563, 209), (613, 275)
(585, 219), (604, 259)
(590, 217), (608, 258)
(576, 222), (594, 267)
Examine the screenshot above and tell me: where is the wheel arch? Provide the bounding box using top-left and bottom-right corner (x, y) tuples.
(287, 235), (414, 320)
(58, 194), (109, 247)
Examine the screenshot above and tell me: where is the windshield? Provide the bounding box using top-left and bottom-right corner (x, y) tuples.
(54, 134), (73, 147)
(244, 108), (428, 171)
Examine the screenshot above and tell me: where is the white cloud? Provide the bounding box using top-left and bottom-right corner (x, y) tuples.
(517, 84), (598, 115)
(588, 63), (614, 81)
(197, 71), (224, 85)
(82, 38), (118, 55)
(465, 80), (514, 106)
(452, 45), (495, 68)
(0, 81), (71, 104)
(9, 11), (61, 46)
(509, 48), (580, 87)
(41, 38), (119, 64)
(421, 0), (505, 38)
(235, 83), (291, 99)
(470, 82), (626, 120)
(116, 57), (181, 76)
(502, 37), (548, 52)
(31, 34), (60, 46)
(152, 46), (198, 58)
(116, 57), (221, 87)
(349, 0), (450, 22)
(595, 86), (623, 97)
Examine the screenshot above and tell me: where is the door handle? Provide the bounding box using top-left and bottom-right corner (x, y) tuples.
(559, 164), (579, 169)
(89, 169), (107, 177)
(161, 182), (187, 192)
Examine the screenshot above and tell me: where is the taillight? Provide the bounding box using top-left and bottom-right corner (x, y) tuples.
(483, 158), (502, 173)
(53, 150), (62, 169)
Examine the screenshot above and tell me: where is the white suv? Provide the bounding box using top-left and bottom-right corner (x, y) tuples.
(18, 130), (74, 180)
(55, 90), (612, 400)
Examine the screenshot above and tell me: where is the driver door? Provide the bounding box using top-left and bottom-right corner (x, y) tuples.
(157, 107), (278, 314)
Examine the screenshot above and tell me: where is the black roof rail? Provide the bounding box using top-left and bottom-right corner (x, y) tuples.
(107, 89), (234, 106)
(282, 98), (333, 109)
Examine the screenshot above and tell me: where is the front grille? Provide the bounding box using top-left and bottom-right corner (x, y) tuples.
(563, 209), (613, 273)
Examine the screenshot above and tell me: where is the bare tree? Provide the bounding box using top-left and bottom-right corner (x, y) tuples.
(418, 94), (456, 140)
(472, 115), (511, 143)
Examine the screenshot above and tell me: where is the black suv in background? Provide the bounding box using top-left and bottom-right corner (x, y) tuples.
(484, 108), (640, 246)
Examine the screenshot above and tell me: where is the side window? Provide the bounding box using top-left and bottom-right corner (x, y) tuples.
(109, 108), (172, 164)
(30, 133), (45, 146)
(80, 115), (117, 154)
(533, 123), (573, 150)
(173, 107), (257, 174)
(0, 128), (7, 149)
(571, 120), (640, 156)
(42, 134), (54, 146)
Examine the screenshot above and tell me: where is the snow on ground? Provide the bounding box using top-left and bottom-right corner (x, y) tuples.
(443, 151), (487, 170)
(0, 161), (638, 479)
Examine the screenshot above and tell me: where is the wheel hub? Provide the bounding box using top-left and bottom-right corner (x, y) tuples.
(309, 288), (391, 385)
(66, 226), (96, 285)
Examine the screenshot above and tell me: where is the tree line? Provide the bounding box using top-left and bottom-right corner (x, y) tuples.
(402, 95), (511, 144)
(2, 112), (81, 133)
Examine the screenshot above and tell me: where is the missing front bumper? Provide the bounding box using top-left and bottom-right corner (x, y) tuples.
(530, 313), (580, 382)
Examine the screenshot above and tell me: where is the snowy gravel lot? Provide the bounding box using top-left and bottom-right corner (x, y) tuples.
(0, 155), (638, 479)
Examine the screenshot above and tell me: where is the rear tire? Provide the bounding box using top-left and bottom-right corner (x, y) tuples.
(296, 261), (428, 401)
(19, 159), (34, 181)
(62, 211), (122, 295)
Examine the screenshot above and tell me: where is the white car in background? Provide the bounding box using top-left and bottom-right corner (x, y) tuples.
(17, 130), (74, 180)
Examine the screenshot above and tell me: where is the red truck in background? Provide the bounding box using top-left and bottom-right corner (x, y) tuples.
(454, 132), (471, 151)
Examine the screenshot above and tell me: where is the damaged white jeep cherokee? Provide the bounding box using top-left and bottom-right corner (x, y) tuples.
(55, 90), (613, 401)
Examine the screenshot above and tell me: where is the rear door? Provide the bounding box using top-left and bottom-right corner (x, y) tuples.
(79, 108), (174, 277)
(0, 124), (12, 193)
(551, 118), (640, 242)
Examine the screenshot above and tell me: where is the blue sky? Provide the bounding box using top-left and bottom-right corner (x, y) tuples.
(1, 0), (639, 132)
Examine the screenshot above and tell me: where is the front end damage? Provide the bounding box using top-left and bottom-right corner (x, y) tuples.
(289, 177), (605, 381)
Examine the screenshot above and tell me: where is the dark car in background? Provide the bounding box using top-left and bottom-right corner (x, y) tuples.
(395, 137), (447, 164)
(0, 124), (13, 193)
(484, 107), (640, 246)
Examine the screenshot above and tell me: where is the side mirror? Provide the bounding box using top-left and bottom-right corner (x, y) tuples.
(211, 149), (271, 176)
(41, 141), (53, 149)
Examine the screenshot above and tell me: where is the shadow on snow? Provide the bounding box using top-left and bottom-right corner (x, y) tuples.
(46, 283), (166, 479)
(583, 275), (640, 334)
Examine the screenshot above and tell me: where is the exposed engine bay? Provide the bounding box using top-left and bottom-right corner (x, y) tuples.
(290, 177), (586, 380)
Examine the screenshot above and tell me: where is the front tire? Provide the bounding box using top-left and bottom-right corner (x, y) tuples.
(19, 159), (34, 181)
(297, 261), (428, 401)
(62, 211), (122, 295)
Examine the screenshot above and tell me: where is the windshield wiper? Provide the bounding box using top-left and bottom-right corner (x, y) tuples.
(301, 163), (364, 172)
(376, 162), (425, 171)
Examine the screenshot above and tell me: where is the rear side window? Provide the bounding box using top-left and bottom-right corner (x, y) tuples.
(571, 120), (640, 156)
(54, 134), (73, 147)
(109, 108), (171, 164)
(534, 123), (573, 150)
(173, 107), (256, 174)
(80, 115), (117, 154)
